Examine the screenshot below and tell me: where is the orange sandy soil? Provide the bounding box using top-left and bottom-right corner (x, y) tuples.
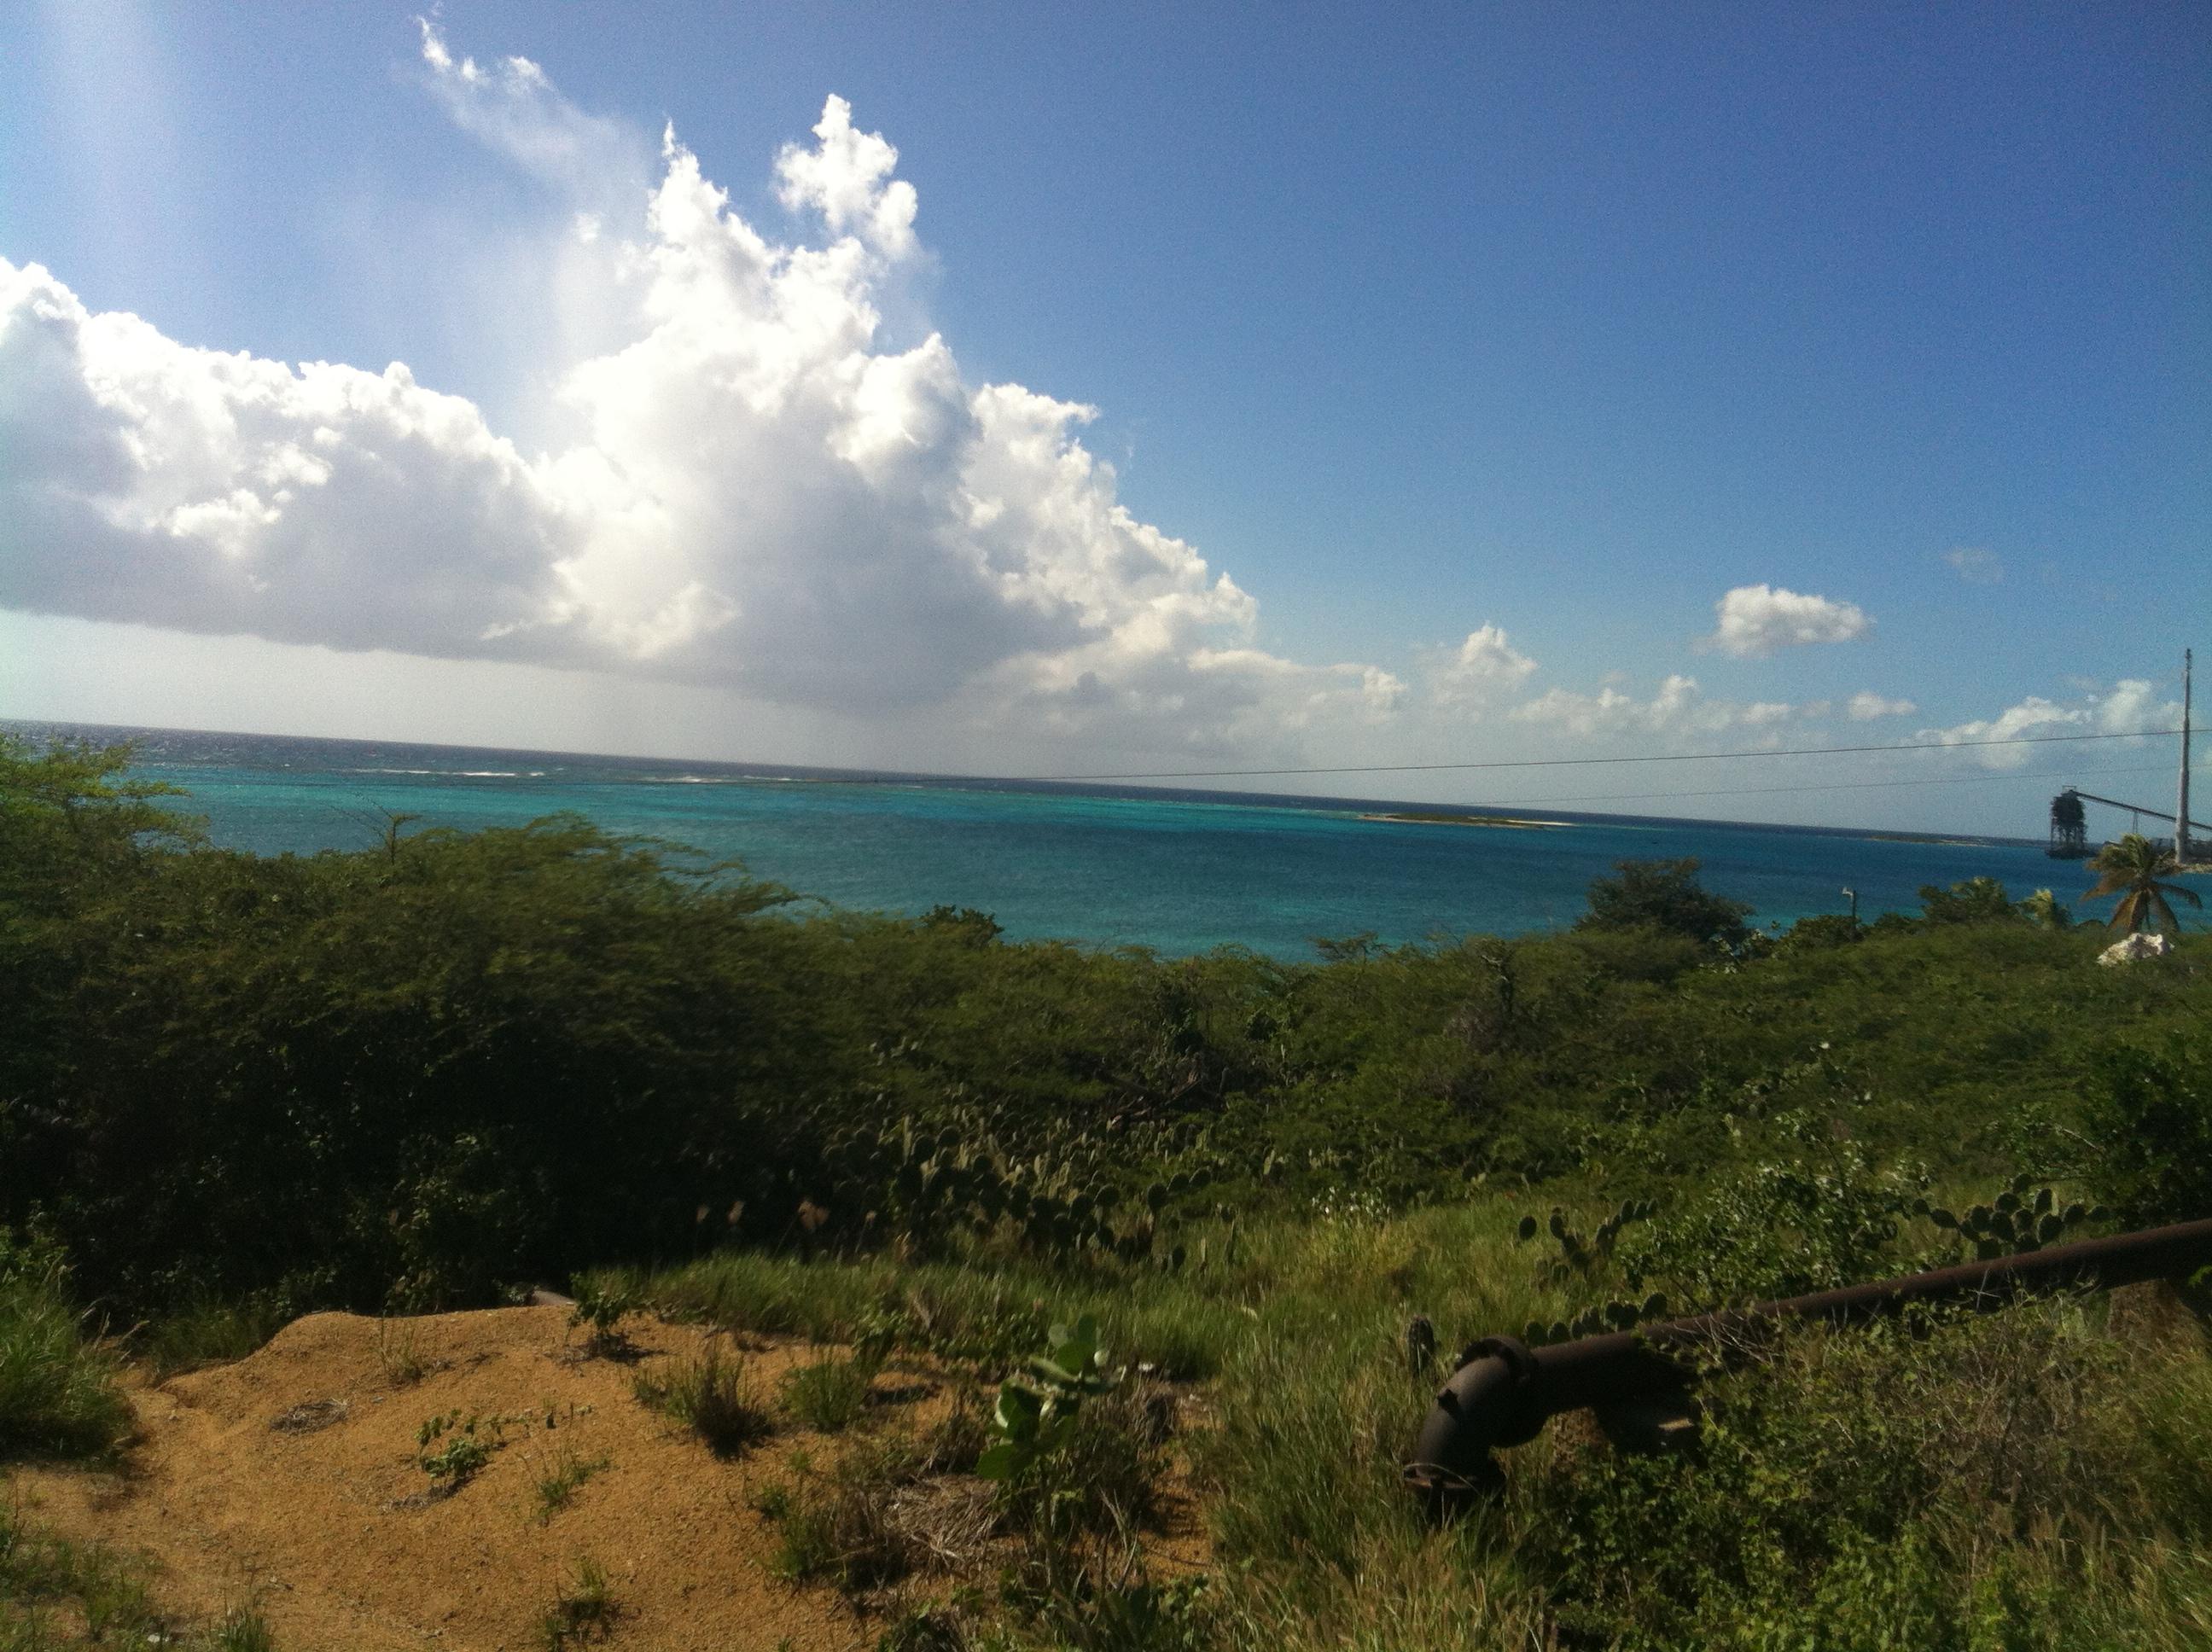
(8, 1306), (1199, 1651)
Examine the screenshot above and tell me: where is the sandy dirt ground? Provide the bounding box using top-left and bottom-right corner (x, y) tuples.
(9, 1306), (986, 1650)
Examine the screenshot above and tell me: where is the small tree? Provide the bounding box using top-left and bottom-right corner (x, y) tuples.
(1576, 858), (1752, 946)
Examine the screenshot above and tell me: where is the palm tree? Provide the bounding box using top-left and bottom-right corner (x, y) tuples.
(2081, 834), (2203, 935)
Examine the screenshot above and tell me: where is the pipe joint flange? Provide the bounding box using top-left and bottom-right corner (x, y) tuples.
(1459, 1333), (1545, 1446)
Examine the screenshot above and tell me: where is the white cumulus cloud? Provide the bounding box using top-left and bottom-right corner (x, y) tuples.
(1700, 584), (1871, 657)
(1914, 678), (2177, 769)
(1847, 691), (1916, 721)
(775, 95), (919, 260)
(1510, 673), (1805, 739)
(0, 40), (1396, 751)
(1429, 624), (1539, 709)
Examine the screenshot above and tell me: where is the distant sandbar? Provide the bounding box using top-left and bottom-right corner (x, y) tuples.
(1361, 811), (1571, 831)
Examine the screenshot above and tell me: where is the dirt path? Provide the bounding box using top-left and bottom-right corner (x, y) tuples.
(10, 1307), (914, 1650)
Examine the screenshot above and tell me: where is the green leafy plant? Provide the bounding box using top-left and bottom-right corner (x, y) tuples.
(416, 1409), (522, 1486)
(567, 1276), (640, 1352)
(975, 1314), (1118, 1485)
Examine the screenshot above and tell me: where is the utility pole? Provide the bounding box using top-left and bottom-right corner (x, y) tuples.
(2179, 649), (2194, 865)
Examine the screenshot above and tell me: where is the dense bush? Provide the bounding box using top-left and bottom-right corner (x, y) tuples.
(3, 736), (2207, 1328)
(2080, 1030), (2212, 1228)
(1574, 856), (1754, 946)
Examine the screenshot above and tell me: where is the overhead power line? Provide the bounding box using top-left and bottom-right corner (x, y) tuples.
(1022, 728), (2185, 786)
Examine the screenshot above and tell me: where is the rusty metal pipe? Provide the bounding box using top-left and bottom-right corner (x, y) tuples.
(1406, 1215), (2212, 1513)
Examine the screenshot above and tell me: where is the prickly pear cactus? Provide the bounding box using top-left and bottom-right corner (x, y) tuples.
(1913, 1172), (2106, 1260)
(1520, 1292), (1671, 1349)
(1515, 1197), (1657, 1284)
(1511, 1199), (1671, 1346)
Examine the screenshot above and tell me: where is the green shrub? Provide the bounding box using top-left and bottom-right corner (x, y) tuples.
(1779, 912), (1862, 952)
(1520, 1304), (2198, 1649)
(1575, 858), (1752, 946)
(1617, 1140), (1925, 1306)
(567, 1274), (641, 1353)
(2081, 1032), (2212, 1226)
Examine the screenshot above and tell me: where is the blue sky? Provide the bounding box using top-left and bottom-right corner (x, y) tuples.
(1, 2), (2203, 835)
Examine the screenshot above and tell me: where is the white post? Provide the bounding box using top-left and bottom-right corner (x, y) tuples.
(2179, 648), (2193, 864)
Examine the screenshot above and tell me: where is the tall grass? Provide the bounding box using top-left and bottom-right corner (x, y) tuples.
(632, 1345), (772, 1457)
(0, 1241), (128, 1463)
(777, 1353), (877, 1433)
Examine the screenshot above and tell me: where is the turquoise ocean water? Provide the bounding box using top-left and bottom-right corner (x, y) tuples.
(13, 719), (2140, 958)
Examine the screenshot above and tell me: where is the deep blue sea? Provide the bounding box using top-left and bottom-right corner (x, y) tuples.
(11, 719), (2135, 958)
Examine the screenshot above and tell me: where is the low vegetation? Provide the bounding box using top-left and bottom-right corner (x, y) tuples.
(632, 1347), (772, 1457)
(531, 1446), (610, 1523)
(3, 733), (2209, 1648)
(755, 1437), (931, 1596)
(0, 1495), (275, 1650)
(415, 1408), (518, 1488)
(778, 1352), (879, 1433)
(536, 1556), (615, 1649)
